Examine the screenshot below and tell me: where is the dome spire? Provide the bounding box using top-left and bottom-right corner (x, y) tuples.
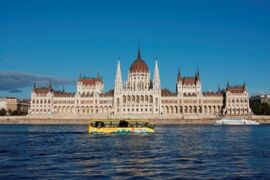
(137, 45), (141, 59)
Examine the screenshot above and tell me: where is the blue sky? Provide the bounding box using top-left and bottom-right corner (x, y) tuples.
(0, 0), (270, 99)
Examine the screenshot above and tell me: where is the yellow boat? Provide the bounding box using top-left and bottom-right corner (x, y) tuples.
(88, 119), (155, 134)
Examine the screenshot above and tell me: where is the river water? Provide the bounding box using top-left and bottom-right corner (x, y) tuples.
(0, 124), (269, 179)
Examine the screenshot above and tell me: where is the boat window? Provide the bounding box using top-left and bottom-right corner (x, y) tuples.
(94, 121), (105, 128)
(119, 120), (128, 127)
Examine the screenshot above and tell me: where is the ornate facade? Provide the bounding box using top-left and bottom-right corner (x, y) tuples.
(29, 49), (252, 119)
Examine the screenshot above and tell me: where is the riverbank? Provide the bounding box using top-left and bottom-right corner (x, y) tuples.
(0, 115), (270, 125)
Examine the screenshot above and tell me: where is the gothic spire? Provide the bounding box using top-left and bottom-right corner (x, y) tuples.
(114, 58), (123, 93)
(177, 66), (181, 81)
(33, 82), (37, 89)
(195, 67), (200, 81)
(196, 67), (200, 77)
(226, 81), (230, 90)
(137, 45), (141, 59)
(153, 58), (160, 92)
(243, 81), (246, 91)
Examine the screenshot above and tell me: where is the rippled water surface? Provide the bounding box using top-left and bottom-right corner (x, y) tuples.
(0, 125), (270, 179)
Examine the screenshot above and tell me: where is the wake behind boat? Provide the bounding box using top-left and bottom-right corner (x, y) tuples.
(215, 118), (259, 125)
(88, 119), (155, 134)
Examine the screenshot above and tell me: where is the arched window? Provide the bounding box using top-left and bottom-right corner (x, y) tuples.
(145, 96), (148, 102)
(150, 96), (153, 103)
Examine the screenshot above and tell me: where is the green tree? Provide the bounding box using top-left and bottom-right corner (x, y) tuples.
(250, 101), (270, 115)
(0, 108), (6, 116)
(250, 101), (260, 115)
(12, 110), (18, 116)
(7, 109), (12, 116)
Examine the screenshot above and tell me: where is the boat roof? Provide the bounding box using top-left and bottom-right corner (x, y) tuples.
(90, 119), (150, 123)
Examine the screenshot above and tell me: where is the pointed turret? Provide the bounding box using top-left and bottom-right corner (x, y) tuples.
(226, 81), (230, 91)
(114, 59), (123, 94)
(195, 68), (200, 81)
(177, 67), (181, 82)
(137, 46), (141, 59)
(153, 58), (160, 92)
(33, 82), (37, 89)
(243, 82), (247, 91)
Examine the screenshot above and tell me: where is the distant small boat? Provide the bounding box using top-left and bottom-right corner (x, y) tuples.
(88, 119), (155, 134)
(215, 118), (259, 125)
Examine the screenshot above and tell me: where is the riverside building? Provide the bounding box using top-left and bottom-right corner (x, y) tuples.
(28, 49), (252, 119)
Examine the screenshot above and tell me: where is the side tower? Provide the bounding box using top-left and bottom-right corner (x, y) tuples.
(177, 68), (202, 96)
(77, 74), (104, 96)
(224, 82), (252, 116)
(114, 59), (123, 114)
(152, 58), (161, 114)
(29, 83), (54, 116)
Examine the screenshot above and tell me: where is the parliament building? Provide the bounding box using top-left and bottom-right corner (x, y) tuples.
(29, 49), (252, 119)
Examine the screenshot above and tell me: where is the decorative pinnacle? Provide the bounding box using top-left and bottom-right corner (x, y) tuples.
(137, 45), (141, 58)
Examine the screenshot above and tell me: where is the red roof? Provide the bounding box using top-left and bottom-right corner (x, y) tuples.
(33, 87), (52, 94)
(180, 77), (197, 85)
(54, 91), (75, 97)
(227, 86), (245, 94)
(203, 91), (223, 97)
(79, 77), (102, 86)
(161, 88), (176, 97)
(100, 89), (114, 97)
(81, 92), (94, 97)
(130, 50), (149, 73)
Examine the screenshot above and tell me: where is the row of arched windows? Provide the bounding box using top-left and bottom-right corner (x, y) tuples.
(162, 105), (222, 114)
(32, 99), (51, 104)
(122, 95), (154, 103)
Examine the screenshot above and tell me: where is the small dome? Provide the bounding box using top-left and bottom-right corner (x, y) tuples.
(130, 49), (149, 73)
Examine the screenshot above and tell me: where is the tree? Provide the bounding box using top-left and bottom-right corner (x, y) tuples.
(250, 101), (260, 115)
(0, 108), (6, 116)
(12, 110), (18, 116)
(7, 109), (12, 116)
(250, 101), (270, 115)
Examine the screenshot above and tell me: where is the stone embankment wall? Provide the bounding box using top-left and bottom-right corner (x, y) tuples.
(0, 115), (270, 125)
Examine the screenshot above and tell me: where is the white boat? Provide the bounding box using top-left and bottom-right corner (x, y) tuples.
(215, 118), (259, 125)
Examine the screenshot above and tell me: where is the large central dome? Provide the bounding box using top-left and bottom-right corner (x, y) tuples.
(129, 49), (149, 73)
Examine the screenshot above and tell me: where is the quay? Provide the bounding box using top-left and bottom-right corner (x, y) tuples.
(0, 115), (270, 125)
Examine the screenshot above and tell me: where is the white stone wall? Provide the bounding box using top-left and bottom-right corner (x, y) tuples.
(29, 92), (53, 115)
(225, 91), (251, 115)
(77, 81), (104, 95)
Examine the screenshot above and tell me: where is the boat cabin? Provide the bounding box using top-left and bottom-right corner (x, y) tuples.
(90, 120), (154, 128)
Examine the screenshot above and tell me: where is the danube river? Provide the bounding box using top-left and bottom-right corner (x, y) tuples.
(0, 125), (269, 179)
